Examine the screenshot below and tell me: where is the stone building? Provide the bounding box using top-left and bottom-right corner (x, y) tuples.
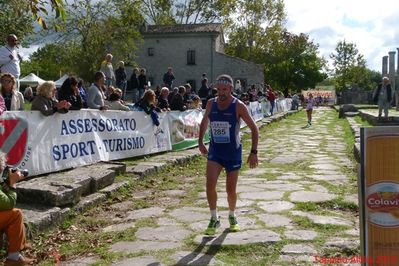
(133, 23), (264, 92)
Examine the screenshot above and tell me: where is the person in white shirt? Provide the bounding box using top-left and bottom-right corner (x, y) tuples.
(0, 35), (22, 90)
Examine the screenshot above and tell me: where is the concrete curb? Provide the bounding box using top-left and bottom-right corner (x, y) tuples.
(20, 109), (299, 233)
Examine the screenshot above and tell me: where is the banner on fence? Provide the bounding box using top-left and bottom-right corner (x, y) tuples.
(167, 109), (209, 151)
(0, 110), (171, 176)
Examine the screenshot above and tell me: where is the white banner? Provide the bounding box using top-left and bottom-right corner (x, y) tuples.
(167, 109), (205, 150)
(0, 110), (171, 176)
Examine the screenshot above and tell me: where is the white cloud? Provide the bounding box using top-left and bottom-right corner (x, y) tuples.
(284, 0), (399, 72)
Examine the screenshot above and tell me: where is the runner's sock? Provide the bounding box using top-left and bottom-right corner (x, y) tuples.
(210, 209), (218, 219)
(7, 252), (21, 261)
(229, 210), (235, 217)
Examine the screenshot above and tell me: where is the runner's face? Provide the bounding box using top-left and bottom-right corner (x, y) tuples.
(216, 83), (232, 101)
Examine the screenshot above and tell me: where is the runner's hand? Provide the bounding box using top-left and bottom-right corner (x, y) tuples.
(247, 153), (258, 168)
(198, 142), (208, 155)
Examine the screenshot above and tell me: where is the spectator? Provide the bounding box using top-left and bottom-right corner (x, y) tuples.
(162, 67), (175, 89)
(168, 87), (178, 104)
(234, 80), (242, 96)
(129, 68), (140, 103)
(106, 92), (130, 111)
(248, 84), (257, 102)
(100, 54), (114, 87)
(133, 90), (160, 126)
(87, 71), (108, 110)
(31, 81), (70, 116)
(23, 87), (33, 103)
(201, 73), (207, 82)
(198, 78), (210, 109)
(0, 95), (5, 115)
(0, 35), (22, 90)
(0, 73), (24, 111)
(240, 92), (249, 105)
(77, 79), (88, 108)
(184, 83), (196, 104)
(170, 86), (187, 111)
(208, 87), (218, 101)
(373, 77), (392, 120)
(154, 85), (161, 98)
(190, 95), (202, 110)
(115, 61), (127, 100)
(58, 76), (83, 110)
(138, 68), (147, 100)
(157, 87), (170, 111)
(0, 152), (34, 266)
(266, 85), (276, 115)
(291, 93), (299, 110)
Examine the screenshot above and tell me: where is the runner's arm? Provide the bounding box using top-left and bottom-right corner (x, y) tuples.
(237, 101), (259, 168)
(198, 99), (212, 154)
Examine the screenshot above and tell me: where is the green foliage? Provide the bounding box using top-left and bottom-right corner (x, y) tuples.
(0, 0), (34, 43)
(25, 0), (143, 82)
(330, 40), (378, 91)
(263, 31), (327, 95)
(29, 0), (66, 30)
(21, 43), (74, 80)
(141, 0), (234, 24)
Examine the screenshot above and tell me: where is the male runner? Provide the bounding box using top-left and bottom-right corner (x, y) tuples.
(198, 74), (259, 235)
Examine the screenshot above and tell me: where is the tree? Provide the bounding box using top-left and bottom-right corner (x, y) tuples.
(21, 43), (74, 80)
(330, 40), (363, 91)
(0, 0), (34, 43)
(263, 31), (327, 95)
(28, 0), (66, 29)
(46, 0), (143, 81)
(141, 0), (234, 24)
(225, 0), (286, 61)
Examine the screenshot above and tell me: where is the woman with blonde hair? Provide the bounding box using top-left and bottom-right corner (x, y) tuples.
(31, 81), (71, 116)
(0, 73), (24, 111)
(133, 89), (160, 126)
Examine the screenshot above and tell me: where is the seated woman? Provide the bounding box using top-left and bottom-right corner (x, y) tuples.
(106, 92), (130, 111)
(133, 90), (160, 126)
(157, 87), (170, 111)
(0, 73), (24, 111)
(58, 76), (83, 110)
(23, 86), (34, 102)
(31, 81), (71, 116)
(189, 95), (202, 110)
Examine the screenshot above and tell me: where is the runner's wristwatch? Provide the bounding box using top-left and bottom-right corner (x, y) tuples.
(250, 149), (258, 155)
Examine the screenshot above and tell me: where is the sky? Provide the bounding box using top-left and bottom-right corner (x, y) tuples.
(284, 0), (399, 72)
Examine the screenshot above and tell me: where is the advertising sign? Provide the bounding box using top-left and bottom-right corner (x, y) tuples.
(360, 127), (399, 265)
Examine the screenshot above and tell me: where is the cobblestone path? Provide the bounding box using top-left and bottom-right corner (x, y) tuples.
(61, 108), (360, 266)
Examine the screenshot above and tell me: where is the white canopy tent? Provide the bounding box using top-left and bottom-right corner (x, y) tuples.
(55, 74), (69, 88)
(19, 73), (46, 87)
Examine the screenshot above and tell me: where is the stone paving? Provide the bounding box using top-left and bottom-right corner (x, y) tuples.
(61, 108), (360, 265)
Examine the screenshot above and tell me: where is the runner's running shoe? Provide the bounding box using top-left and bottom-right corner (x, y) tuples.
(205, 216), (220, 235)
(229, 215), (240, 232)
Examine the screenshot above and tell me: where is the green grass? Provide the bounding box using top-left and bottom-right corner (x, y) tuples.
(353, 115), (372, 127)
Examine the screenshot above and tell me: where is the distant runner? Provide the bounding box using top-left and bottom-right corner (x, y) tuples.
(198, 74), (259, 235)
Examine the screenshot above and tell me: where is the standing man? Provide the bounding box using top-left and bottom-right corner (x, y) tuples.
(163, 67), (175, 89)
(373, 77), (392, 120)
(115, 61), (127, 100)
(87, 71), (108, 110)
(100, 54), (115, 87)
(198, 74), (259, 235)
(0, 34), (22, 91)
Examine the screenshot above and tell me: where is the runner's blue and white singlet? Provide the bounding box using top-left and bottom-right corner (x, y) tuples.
(208, 97), (242, 161)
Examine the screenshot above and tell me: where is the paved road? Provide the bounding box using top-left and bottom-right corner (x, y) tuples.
(61, 108), (360, 266)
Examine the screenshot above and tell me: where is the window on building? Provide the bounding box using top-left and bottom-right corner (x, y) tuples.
(186, 80), (196, 92)
(187, 50), (195, 65)
(148, 48), (154, 56)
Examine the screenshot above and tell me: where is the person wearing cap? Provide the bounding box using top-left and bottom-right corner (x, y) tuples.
(373, 77), (392, 120)
(198, 74), (259, 235)
(0, 35), (22, 91)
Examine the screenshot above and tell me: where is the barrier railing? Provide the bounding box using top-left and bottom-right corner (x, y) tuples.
(1, 99), (292, 176)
